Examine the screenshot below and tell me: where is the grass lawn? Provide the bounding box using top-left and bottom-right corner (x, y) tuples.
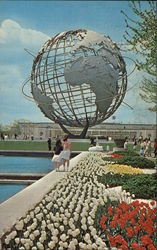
(0, 140), (138, 151)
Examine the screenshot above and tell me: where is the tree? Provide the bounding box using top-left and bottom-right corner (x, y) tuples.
(121, 0), (157, 111)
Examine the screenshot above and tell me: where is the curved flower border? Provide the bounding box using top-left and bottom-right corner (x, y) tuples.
(0, 153), (156, 250)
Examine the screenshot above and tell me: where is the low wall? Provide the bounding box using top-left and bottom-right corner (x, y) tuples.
(0, 152), (88, 237)
(0, 150), (81, 158)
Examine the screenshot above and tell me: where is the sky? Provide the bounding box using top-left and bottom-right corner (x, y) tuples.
(0, 0), (156, 126)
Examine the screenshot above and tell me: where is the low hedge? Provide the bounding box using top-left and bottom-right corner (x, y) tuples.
(98, 172), (132, 187)
(123, 174), (157, 200)
(115, 150), (139, 157)
(116, 155), (155, 169)
(98, 172), (157, 199)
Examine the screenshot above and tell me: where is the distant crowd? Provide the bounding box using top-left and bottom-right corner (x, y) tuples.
(124, 135), (157, 158)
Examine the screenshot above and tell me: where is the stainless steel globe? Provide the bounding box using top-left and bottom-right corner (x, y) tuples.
(30, 29), (127, 138)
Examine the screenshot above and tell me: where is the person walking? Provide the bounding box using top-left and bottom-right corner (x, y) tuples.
(61, 134), (71, 171)
(52, 135), (63, 171)
(144, 138), (151, 157)
(47, 137), (52, 151)
(153, 138), (157, 157)
(124, 138), (128, 150)
(133, 136), (137, 150)
(140, 139), (145, 156)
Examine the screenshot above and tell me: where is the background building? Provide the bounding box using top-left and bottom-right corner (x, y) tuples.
(18, 122), (156, 141)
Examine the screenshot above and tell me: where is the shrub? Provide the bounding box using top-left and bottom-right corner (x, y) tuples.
(115, 150), (139, 157)
(123, 174), (157, 199)
(98, 173), (157, 199)
(98, 172), (132, 187)
(116, 156), (155, 169)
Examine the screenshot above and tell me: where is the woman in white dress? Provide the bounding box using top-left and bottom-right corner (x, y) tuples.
(61, 134), (71, 171)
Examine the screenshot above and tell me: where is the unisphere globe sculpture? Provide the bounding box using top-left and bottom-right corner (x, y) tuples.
(30, 29), (127, 138)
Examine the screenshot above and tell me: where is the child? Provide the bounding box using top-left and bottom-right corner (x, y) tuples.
(52, 135), (63, 171)
(60, 134), (71, 171)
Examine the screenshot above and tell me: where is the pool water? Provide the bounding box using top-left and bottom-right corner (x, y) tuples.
(0, 156), (53, 173)
(0, 184), (27, 203)
(0, 156), (54, 203)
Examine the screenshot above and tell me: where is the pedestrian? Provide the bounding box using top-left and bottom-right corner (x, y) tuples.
(124, 139), (128, 150)
(60, 134), (71, 171)
(52, 135), (63, 171)
(154, 138), (157, 157)
(133, 137), (137, 150)
(140, 139), (145, 156)
(47, 137), (52, 151)
(144, 138), (151, 157)
(90, 137), (96, 146)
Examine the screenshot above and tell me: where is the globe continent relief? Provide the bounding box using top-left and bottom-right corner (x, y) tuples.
(30, 29), (127, 137)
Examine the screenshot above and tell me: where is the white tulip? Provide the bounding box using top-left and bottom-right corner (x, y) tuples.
(86, 244), (93, 250)
(67, 229), (72, 235)
(15, 220), (24, 230)
(48, 241), (55, 249)
(59, 225), (64, 232)
(53, 229), (59, 236)
(92, 243), (97, 249)
(33, 217), (37, 223)
(45, 196), (51, 202)
(60, 207), (64, 213)
(63, 219), (68, 226)
(30, 233), (35, 241)
(62, 242), (68, 248)
(79, 243), (87, 249)
(23, 231), (29, 238)
(47, 219), (51, 224)
(30, 211), (34, 218)
(60, 233), (67, 241)
(4, 237), (10, 245)
(37, 242), (44, 250)
(54, 204), (58, 209)
(69, 218), (74, 223)
(68, 241), (76, 250)
(46, 202), (52, 210)
(52, 236), (58, 243)
(34, 206), (40, 214)
(21, 238), (26, 244)
(57, 201), (61, 206)
(96, 237), (104, 245)
(33, 230), (40, 237)
(58, 247), (64, 250)
(66, 212), (71, 218)
(81, 224), (87, 231)
(54, 222), (59, 228)
(24, 243), (30, 250)
(81, 217), (86, 224)
(14, 237), (20, 244)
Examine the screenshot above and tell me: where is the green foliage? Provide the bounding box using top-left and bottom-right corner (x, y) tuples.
(121, 0), (157, 111)
(123, 174), (157, 199)
(98, 172), (157, 199)
(116, 155), (155, 169)
(115, 149), (139, 157)
(98, 172), (132, 187)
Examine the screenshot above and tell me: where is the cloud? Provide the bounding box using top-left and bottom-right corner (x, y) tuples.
(0, 19), (52, 124)
(0, 19), (50, 48)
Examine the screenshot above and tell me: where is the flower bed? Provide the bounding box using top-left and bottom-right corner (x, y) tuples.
(104, 163), (142, 175)
(115, 156), (155, 169)
(98, 200), (157, 249)
(0, 152), (156, 250)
